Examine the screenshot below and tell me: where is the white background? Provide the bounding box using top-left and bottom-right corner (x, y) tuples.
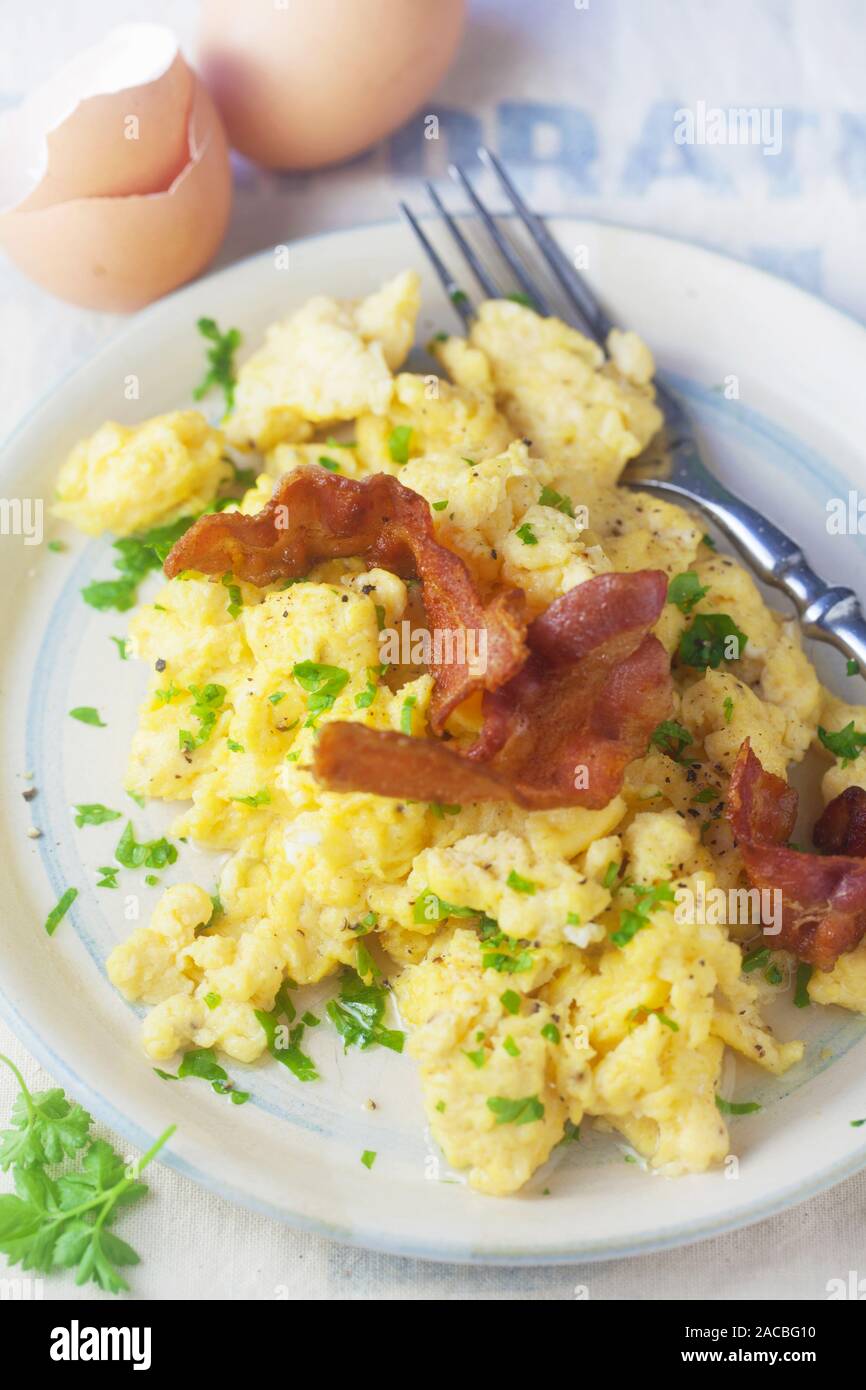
(2, 0), (866, 1300)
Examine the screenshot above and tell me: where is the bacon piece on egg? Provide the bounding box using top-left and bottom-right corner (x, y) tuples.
(315, 571), (673, 810)
(727, 740), (866, 969)
(813, 786), (866, 857)
(163, 465), (527, 733)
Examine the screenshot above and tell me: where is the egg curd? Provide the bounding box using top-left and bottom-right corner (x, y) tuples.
(55, 272), (866, 1196)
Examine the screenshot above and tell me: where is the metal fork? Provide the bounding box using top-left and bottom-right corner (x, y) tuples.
(399, 147), (866, 673)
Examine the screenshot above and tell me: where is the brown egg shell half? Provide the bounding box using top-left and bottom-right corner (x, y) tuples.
(0, 79), (232, 312)
(16, 48), (196, 211)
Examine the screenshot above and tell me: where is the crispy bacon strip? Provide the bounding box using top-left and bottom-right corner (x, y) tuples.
(814, 786), (866, 857)
(727, 740), (866, 970)
(164, 466), (527, 733)
(315, 571), (672, 810)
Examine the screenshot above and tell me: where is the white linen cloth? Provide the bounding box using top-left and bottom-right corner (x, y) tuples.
(2, 0), (865, 1301)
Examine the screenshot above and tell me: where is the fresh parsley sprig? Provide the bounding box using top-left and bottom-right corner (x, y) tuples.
(0, 1055), (174, 1293)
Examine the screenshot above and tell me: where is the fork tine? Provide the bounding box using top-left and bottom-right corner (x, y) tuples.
(423, 180), (502, 302)
(398, 200), (475, 328)
(478, 146), (611, 342)
(447, 163), (553, 317)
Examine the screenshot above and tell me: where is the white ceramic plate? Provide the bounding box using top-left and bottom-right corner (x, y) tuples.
(2, 217), (866, 1264)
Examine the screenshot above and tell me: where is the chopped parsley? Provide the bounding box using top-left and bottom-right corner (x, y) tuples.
(221, 574), (242, 619)
(486, 1094), (544, 1126)
(317, 455), (341, 473)
(679, 613), (747, 669)
(114, 822), (178, 872)
(326, 970), (404, 1054)
(73, 803), (121, 828)
(44, 887), (78, 937)
(464, 1047), (486, 1069)
(400, 694), (417, 734)
(715, 1096), (761, 1116)
(450, 288), (470, 309)
(506, 291), (536, 309)
(204, 992), (221, 1010)
(723, 695), (735, 724)
(503, 1035), (521, 1057)
(360, 1150), (376, 1169)
(96, 865), (119, 889)
(538, 484), (574, 517)
(480, 919), (533, 974)
(742, 946), (770, 973)
(507, 869), (536, 895)
(649, 719), (694, 762)
(602, 861), (621, 890)
(179, 682), (226, 752)
(516, 522), (538, 546)
(432, 499), (449, 511)
(161, 1047), (249, 1104)
(413, 889), (479, 924)
(226, 738), (244, 752)
(109, 636), (129, 661)
(230, 789), (271, 807)
(82, 514), (200, 612)
(667, 571), (709, 614)
(428, 801), (461, 818)
(268, 691), (286, 705)
(192, 317), (241, 415)
(794, 962), (812, 1008)
(541, 1022), (561, 1044)
(847, 659), (860, 677)
(292, 660), (349, 726)
(69, 707), (105, 727)
(501, 989), (521, 1015)
(255, 983), (318, 1083)
(817, 721), (866, 768)
(611, 880), (675, 948)
(387, 425), (413, 464)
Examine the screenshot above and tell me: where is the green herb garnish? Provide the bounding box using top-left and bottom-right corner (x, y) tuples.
(486, 1094), (544, 1126)
(72, 804), (121, 829)
(538, 484), (574, 517)
(115, 822), (178, 872)
(44, 887), (78, 937)
(69, 707), (105, 727)
(516, 522), (538, 546)
(292, 660), (349, 726)
(192, 317), (241, 415)
(679, 613), (747, 668)
(326, 971), (404, 1054)
(667, 571), (709, 614)
(818, 721), (866, 768)
(387, 425), (413, 464)
(0, 1054), (173, 1294)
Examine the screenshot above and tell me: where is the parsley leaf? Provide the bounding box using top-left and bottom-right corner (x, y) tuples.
(667, 571), (709, 614)
(387, 425), (413, 464)
(0, 1055), (173, 1293)
(326, 971), (405, 1054)
(69, 707), (105, 727)
(538, 484), (574, 517)
(611, 880), (675, 948)
(679, 613), (747, 668)
(516, 522), (538, 546)
(486, 1094), (545, 1126)
(44, 887), (78, 937)
(164, 1047), (250, 1105)
(256, 985), (319, 1083)
(648, 719), (694, 761)
(114, 822), (178, 872)
(192, 317), (242, 415)
(292, 660), (349, 726)
(506, 869), (536, 895)
(72, 803), (122, 829)
(715, 1096), (761, 1116)
(818, 721), (866, 768)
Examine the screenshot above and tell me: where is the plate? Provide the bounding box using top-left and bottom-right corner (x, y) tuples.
(2, 216), (865, 1263)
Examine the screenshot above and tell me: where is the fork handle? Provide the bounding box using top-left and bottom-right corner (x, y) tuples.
(650, 462), (866, 673)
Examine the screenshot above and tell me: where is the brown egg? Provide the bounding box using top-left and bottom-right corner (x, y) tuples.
(198, 0), (465, 170)
(0, 25), (232, 312)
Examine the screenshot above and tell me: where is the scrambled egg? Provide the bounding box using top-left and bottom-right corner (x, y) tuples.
(54, 411), (229, 537)
(54, 276), (864, 1197)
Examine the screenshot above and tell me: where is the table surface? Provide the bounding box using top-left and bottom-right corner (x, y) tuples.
(3, 0), (865, 1301)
